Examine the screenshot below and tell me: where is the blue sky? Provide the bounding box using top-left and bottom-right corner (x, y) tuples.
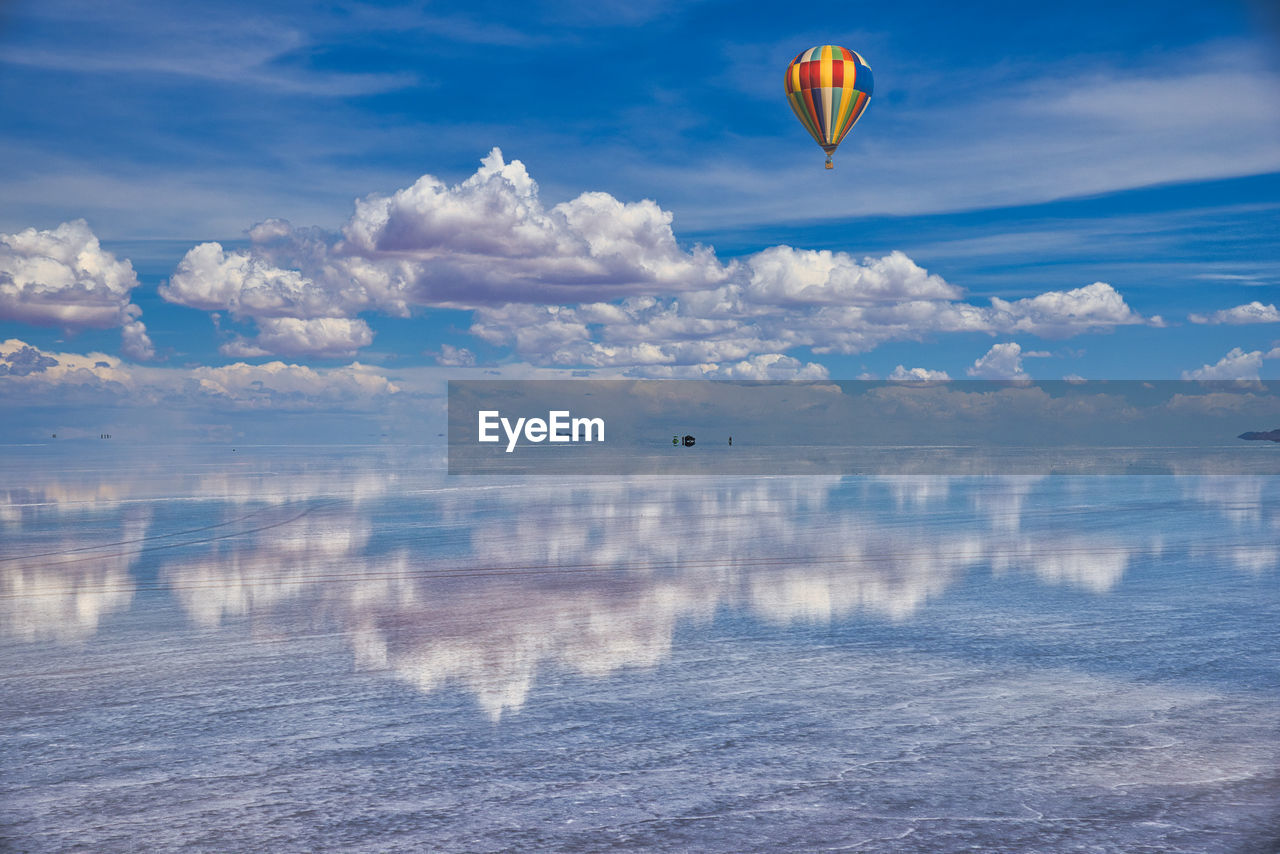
(1, 0), (1279, 438)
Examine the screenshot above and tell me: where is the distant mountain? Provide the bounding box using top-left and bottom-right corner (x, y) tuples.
(1238, 429), (1280, 442)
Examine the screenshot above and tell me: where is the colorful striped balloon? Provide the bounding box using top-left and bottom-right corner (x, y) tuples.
(784, 45), (874, 169)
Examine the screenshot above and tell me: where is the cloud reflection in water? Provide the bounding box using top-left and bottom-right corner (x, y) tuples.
(0, 511), (150, 643)
(3, 457), (1276, 720)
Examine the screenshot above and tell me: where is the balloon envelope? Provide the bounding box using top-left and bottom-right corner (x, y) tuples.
(784, 45), (873, 166)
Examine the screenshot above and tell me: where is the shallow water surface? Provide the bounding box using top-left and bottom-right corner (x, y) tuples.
(2, 445), (1278, 852)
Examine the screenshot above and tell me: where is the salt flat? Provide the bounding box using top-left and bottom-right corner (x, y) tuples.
(2, 445), (1277, 852)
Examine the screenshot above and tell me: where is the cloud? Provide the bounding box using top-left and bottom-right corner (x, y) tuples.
(163, 231), (381, 359)
(335, 147), (731, 305)
(987, 282), (1152, 336)
(468, 270), (1150, 375)
(967, 342), (1029, 379)
(1180, 347), (1268, 381)
(0, 343), (58, 377)
(434, 343), (476, 367)
(742, 247), (961, 306)
(2, 5), (413, 96)
(163, 239), (360, 319)
(150, 151), (1157, 373)
(0, 220), (137, 327)
(889, 365), (950, 382)
(1189, 301), (1280, 325)
(186, 361), (400, 409)
(161, 149), (735, 357)
(0, 338), (398, 411)
(120, 306), (156, 361)
(0, 337), (133, 390)
(1, 220), (156, 358)
(437, 156), (1149, 374)
(639, 353), (830, 380)
(219, 317), (374, 359)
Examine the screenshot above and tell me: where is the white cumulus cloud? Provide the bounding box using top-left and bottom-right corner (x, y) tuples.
(0, 338), (400, 412)
(743, 247), (961, 306)
(163, 240), (360, 319)
(164, 238), (376, 358)
(434, 343), (476, 367)
(219, 317), (374, 359)
(0, 337), (133, 388)
(638, 353), (829, 380)
(1189, 301), (1280, 325)
(1180, 347), (1269, 381)
(967, 342), (1030, 379)
(154, 151), (1157, 373)
(1, 220), (156, 359)
(468, 274), (1147, 375)
(340, 148), (730, 305)
(160, 149), (736, 357)
(988, 282), (1151, 337)
(120, 308), (156, 361)
(185, 360), (399, 409)
(889, 365), (951, 382)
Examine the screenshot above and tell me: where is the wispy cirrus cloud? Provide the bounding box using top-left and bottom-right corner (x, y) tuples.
(4, 2), (1278, 250)
(632, 44), (1280, 230)
(1, 0), (416, 95)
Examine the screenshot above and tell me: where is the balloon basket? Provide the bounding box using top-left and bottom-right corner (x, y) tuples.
(824, 157), (833, 170)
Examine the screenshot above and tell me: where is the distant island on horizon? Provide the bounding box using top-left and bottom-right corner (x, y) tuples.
(1238, 429), (1280, 443)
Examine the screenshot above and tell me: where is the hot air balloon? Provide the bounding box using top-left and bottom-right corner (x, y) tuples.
(784, 45), (873, 169)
